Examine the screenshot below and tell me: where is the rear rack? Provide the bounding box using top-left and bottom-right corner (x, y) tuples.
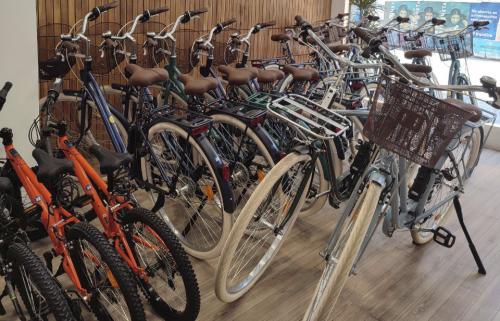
(268, 94), (351, 141)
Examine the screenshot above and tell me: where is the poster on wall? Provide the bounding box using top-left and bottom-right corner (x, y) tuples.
(379, 0), (500, 59)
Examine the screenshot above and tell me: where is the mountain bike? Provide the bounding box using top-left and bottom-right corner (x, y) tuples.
(0, 84), (77, 321)
(0, 78), (146, 320)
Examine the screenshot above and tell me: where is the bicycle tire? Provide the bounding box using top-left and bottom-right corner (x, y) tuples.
(144, 120), (233, 259)
(208, 113), (275, 220)
(303, 182), (383, 321)
(66, 221), (146, 321)
(8, 242), (77, 321)
(215, 152), (312, 302)
(121, 207), (200, 321)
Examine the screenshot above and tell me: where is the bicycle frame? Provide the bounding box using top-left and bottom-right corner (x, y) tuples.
(2, 142), (89, 295)
(56, 133), (152, 278)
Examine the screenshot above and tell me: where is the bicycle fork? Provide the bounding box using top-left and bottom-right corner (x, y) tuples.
(320, 167), (389, 266)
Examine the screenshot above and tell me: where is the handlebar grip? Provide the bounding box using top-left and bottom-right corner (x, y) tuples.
(473, 20), (489, 28)
(189, 7), (208, 16)
(295, 15), (305, 25)
(258, 21), (276, 28)
(354, 27), (380, 45)
(396, 16), (410, 23)
(431, 18), (446, 26)
(90, 1), (117, 21)
(97, 1), (118, 13)
(149, 7), (169, 16)
(367, 15), (380, 22)
(140, 7), (169, 22)
(221, 18), (237, 28)
(337, 13), (349, 19)
(0, 82), (13, 111)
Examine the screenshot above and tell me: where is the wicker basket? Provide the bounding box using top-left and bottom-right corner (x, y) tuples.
(363, 75), (473, 168)
(38, 24), (76, 80)
(433, 29), (473, 61)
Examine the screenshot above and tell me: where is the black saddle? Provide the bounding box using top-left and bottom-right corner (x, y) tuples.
(89, 144), (133, 175)
(32, 148), (74, 186)
(0, 177), (13, 193)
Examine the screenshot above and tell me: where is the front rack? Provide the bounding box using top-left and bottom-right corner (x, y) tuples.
(268, 94), (351, 141)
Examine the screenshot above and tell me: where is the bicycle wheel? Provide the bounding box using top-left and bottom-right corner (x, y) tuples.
(215, 152), (312, 302)
(263, 117), (336, 216)
(7, 243), (77, 321)
(411, 127), (481, 244)
(66, 222), (145, 321)
(303, 181), (383, 321)
(208, 113), (275, 221)
(120, 207), (200, 321)
(144, 121), (232, 259)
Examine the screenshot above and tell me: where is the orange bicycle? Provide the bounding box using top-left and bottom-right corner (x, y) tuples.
(0, 83), (146, 321)
(39, 107), (200, 320)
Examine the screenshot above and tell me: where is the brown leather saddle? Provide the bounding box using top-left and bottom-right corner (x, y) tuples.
(178, 74), (218, 96)
(218, 65), (258, 86)
(282, 65), (319, 82)
(271, 33), (291, 42)
(404, 49), (432, 60)
(124, 64), (169, 87)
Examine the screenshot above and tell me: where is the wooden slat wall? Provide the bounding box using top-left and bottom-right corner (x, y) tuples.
(37, 0), (332, 95)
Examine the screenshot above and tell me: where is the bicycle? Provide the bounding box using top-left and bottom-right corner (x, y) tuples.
(214, 19), (498, 305)
(304, 24), (499, 321)
(37, 86), (201, 320)
(0, 79), (146, 320)
(0, 84), (77, 321)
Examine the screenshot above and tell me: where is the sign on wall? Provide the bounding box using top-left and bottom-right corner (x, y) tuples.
(380, 0), (500, 59)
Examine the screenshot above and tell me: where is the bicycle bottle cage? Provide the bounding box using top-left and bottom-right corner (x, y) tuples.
(268, 94), (351, 141)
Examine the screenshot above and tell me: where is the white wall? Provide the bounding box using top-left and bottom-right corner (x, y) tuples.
(0, 0), (39, 164)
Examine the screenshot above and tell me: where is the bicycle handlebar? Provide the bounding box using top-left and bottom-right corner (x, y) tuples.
(396, 16), (410, 23)
(89, 2), (118, 21)
(430, 18), (445, 26)
(139, 7), (169, 22)
(473, 20), (489, 28)
(257, 21), (276, 29)
(0, 82), (13, 112)
(189, 7), (208, 16)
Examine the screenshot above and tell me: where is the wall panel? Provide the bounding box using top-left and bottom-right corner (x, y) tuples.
(37, 0), (332, 95)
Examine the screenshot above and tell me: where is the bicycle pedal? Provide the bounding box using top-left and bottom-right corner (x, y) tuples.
(433, 226), (456, 248)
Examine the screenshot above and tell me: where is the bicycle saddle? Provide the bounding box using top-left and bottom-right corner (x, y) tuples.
(0, 177), (13, 193)
(32, 148), (74, 185)
(218, 65), (258, 85)
(124, 64), (169, 87)
(402, 63), (432, 74)
(445, 98), (482, 123)
(256, 69), (285, 84)
(270, 33), (291, 42)
(282, 65), (319, 81)
(327, 43), (350, 54)
(404, 49), (432, 59)
(178, 74), (218, 96)
(88, 144), (133, 175)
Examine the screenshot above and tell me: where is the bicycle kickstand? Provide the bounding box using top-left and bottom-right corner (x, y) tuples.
(453, 196), (487, 275)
